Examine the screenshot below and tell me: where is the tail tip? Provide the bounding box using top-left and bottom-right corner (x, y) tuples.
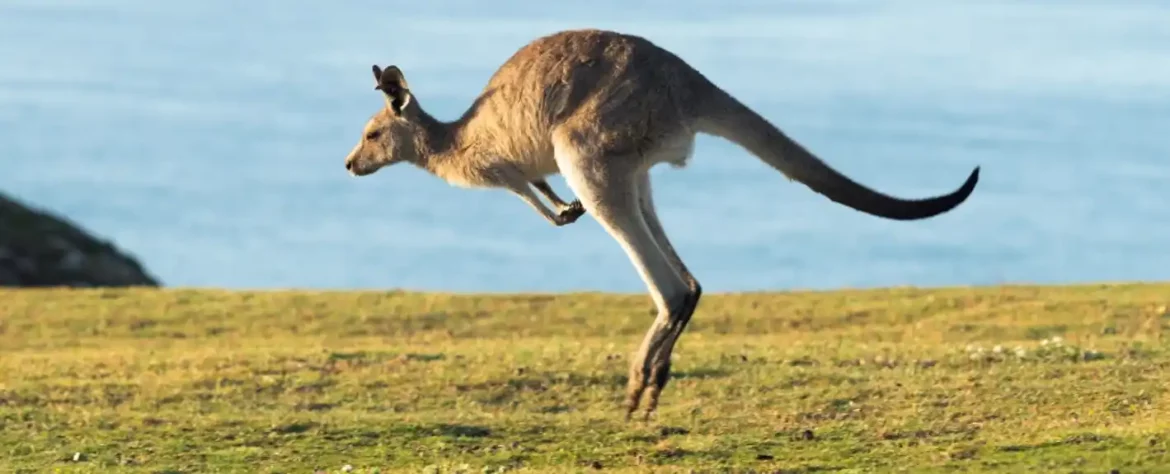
(961, 166), (981, 193)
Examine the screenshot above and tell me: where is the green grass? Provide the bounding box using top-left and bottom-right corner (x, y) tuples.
(1, 283), (1168, 473)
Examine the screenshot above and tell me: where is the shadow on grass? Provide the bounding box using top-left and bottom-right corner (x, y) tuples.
(386, 423), (494, 438)
(326, 350), (445, 363)
(457, 367), (730, 396)
(272, 421), (317, 434)
(997, 433), (1124, 453)
(456, 374), (623, 406)
(673, 367), (732, 380)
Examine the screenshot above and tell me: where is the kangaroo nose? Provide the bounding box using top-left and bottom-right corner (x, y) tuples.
(345, 161), (353, 171)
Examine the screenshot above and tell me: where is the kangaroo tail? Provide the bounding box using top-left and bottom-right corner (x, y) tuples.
(695, 88), (979, 221)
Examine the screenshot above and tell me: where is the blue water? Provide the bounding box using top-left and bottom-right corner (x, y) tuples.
(2, 0), (1168, 292)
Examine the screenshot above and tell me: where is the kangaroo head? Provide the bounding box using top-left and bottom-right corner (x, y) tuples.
(344, 65), (425, 176)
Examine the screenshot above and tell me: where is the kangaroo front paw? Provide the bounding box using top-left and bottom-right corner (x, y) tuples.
(555, 200), (586, 226)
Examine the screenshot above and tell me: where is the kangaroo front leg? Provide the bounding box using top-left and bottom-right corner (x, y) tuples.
(505, 180), (584, 227)
(531, 179), (569, 207)
(532, 179), (585, 222)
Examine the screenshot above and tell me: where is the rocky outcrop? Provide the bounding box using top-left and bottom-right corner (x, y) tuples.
(0, 192), (160, 287)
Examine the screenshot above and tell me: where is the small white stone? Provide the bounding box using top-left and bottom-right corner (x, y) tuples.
(992, 345), (1003, 354)
(72, 452), (82, 462)
(342, 465), (354, 472)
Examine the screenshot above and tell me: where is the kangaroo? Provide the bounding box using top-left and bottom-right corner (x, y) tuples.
(343, 28), (980, 420)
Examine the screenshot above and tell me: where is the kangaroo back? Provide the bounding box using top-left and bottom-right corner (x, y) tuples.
(695, 88), (979, 220)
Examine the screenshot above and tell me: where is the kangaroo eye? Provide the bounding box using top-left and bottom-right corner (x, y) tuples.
(365, 129), (381, 140)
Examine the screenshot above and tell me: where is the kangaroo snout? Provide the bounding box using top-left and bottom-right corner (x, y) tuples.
(344, 156), (365, 176)
(344, 156), (378, 177)
(344, 159), (365, 176)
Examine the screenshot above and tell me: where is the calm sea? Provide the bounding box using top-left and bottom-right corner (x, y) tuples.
(2, 0), (1168, 292)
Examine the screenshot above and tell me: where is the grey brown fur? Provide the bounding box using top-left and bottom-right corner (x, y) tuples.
(343, 28), (980, 419)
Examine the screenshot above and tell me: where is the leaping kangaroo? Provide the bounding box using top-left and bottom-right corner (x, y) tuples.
(343, 28), (979, 420)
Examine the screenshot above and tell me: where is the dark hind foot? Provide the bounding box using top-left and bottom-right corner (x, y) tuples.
(625, 366), (647, 421)
(641, 360), (672, 420)
(624, 282), (703, 420)
(625, 346), (676, 421)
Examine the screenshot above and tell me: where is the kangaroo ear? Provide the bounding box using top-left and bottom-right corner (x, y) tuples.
(372, 64), (412, 115)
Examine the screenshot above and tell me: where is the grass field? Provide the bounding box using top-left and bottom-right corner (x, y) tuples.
(1, 283), (1168, 473)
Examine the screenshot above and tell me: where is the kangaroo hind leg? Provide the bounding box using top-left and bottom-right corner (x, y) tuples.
(635, 171), (702, 418)
(553, 137), (694, 420)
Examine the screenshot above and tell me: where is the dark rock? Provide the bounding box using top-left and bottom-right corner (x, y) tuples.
(0, 191), (159, 287)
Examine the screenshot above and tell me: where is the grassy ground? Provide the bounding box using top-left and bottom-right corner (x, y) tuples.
(1, 283), (1168, 473)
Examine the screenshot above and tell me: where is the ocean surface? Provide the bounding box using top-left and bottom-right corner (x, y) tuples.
(2, 0), (1168, 292)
